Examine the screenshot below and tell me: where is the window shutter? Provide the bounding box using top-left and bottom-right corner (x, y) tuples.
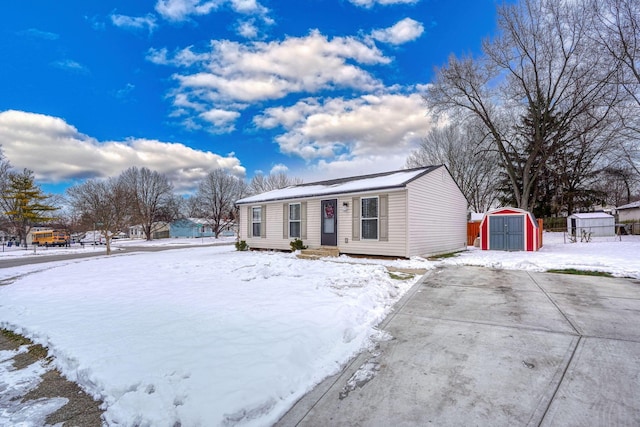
(261, 205), (267, 238)
(283, 203), (288, 239)
(247, 206), (252, 238)
(352, 197), (360, 241)
(379, 194), (389, 242)
(301, 201), (307, 240)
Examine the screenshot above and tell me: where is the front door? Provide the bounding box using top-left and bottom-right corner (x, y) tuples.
(321, 199), (337, 246)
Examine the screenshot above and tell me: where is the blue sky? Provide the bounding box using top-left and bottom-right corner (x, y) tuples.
(0, 0), (502, 194)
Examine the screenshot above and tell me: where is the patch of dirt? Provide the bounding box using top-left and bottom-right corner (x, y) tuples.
(0, 330), (104, 426)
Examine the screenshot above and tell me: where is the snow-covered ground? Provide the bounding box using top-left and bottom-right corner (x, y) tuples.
(0, 232), (639, 426)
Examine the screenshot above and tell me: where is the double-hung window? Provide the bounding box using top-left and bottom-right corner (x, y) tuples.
(252, 206), (262, 237)
(361, 197), (378, 239)
(289, 203), (301, 238)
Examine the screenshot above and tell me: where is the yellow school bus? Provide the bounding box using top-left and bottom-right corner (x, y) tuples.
(32, 230), (70, 247)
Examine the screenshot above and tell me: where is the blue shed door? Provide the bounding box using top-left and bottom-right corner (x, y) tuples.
(489, 215), (524, 251)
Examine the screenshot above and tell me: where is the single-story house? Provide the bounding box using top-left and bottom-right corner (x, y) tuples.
(479, 207), (541, 251)
(567, 212), (615, 237)
(235, 165), (468, 258)
(616, 200), (640, 223)
(170, 218), (215, 238)
(129, 222), (169, 240)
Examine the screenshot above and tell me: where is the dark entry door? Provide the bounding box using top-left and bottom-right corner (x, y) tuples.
(489, 215), (524, 251)
(321, 199), (337, 246)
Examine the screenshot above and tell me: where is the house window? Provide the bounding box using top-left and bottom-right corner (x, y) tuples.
(361, 197), (378, 240)
(289, 203), (301, 238)
(252, 206), (262, 237)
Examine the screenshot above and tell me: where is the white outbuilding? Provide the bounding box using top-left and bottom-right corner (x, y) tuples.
(567, 212), (615, 238)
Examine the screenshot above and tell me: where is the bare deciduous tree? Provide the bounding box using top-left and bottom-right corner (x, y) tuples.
(427, 0), (623, 212)
(406, 120), (500, 213)
(121, 167), (177, 240)
(592, 0), (640, 178)
(249, 172), (302, 195)
(195, 169), (245, 238)
(67, 177), (130, 255)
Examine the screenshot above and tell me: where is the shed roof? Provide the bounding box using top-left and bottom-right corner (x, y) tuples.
(617, 200), (640, 210)
(569, 212), (613, 219)
(236, 165), (442, 204)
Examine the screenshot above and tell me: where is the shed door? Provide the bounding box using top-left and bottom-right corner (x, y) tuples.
(489, 215), (524, 251)
(321, 199), (337, 246)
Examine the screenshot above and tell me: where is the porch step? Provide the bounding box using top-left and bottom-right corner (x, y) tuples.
(297, 246), (340, 260)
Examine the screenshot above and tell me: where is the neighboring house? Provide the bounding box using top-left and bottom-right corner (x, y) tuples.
(616, 200), (640, 223)
(129, 223), (169, 240)
(567, 212), (615, 237)
(235, 165), (468, 258)
(128, 224), (145, 239)
(170, 218), (215, 238)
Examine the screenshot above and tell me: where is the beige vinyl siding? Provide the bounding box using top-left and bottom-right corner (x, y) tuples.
(406, 167), (467, 257)
(239, 199), (321, 251)
(619, 208), (640, 223)
(238, 191), (407, 256)
(337, 190), (407, 257)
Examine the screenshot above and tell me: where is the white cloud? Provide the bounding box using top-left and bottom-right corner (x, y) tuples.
(296, 153), (415, 183)
(20, 28), (59, 40)
(371, 18), (424, 45)
(155, 0), (269, 22)
(152, 30), (389, 131)
(110, 13), (158, 34)
(199, 108), (241, 132)
(236, 19), (258, 38)
(0, 110), (245, 193)
(155, 0), (221, 21)
(269, 163), (288, 174)
(349, 0), (420, 8)
(52, 59), (89, 74)
(254, 92), (431, 161)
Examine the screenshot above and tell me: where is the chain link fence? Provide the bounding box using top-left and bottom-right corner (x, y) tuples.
(542, 220), (640, 243)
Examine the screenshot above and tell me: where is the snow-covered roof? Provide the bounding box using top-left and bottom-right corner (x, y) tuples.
(237, 166), (442, 204)
(470, 213), (485, 222)
(569, 212), (613, 219)
(617, 200), (640, 210)
(176, 218), (209, 225)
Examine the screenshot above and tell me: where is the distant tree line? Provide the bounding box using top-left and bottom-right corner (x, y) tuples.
(0, 147), (302, 255)
(410, 0), (640, 217)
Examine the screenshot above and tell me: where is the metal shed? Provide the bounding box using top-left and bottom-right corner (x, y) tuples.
(567, 212), (615, 238)
(480, 207), (540, 251)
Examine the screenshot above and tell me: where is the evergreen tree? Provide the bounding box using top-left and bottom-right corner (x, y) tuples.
(2, 169), (57, 246)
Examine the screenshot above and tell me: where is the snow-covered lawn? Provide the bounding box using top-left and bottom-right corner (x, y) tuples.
(0, 232), (639, 426)
(0, 245), (423, 426)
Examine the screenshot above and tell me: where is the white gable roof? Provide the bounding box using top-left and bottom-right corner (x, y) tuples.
(569, 212), (613, 219)
(237, 166), (442, 204)
(617, 200), (640, 210)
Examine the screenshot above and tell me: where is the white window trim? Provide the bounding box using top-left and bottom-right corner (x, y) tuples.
(289, 203), (301, 239)
(361, 196), (379, 241)
(252, 206), (262, 238)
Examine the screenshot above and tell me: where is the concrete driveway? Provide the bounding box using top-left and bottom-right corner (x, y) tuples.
(277, 266), (640, 426)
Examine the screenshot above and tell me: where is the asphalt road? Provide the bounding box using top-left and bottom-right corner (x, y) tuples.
(0, 243), (232, 269)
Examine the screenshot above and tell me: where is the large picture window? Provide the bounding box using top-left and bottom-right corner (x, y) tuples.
(289, 203), (301, 238)
(361, 197), (378, 239)
(252, 206), (262, 237)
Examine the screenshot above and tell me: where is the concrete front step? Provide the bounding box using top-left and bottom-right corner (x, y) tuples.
(297, 246), (340, 259)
